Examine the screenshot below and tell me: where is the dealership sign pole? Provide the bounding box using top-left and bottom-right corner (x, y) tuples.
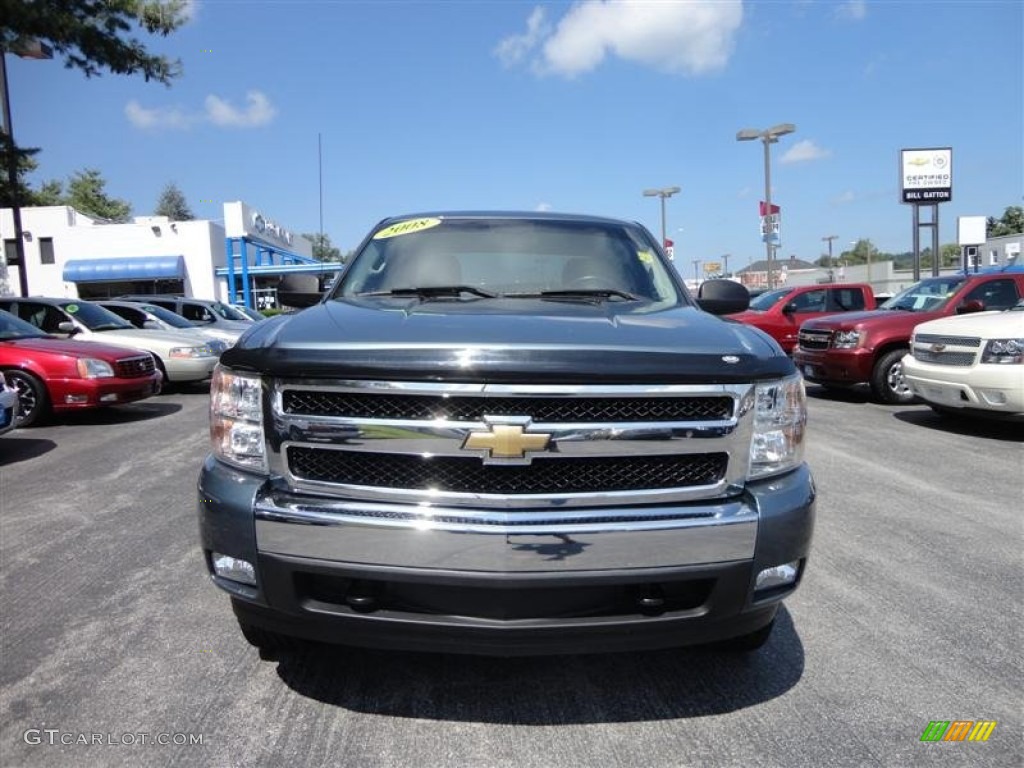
(900, 148), (951, 281)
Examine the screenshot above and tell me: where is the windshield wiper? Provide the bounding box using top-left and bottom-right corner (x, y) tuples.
(530, 289), (639, 302)
(357, 286), (498, 299)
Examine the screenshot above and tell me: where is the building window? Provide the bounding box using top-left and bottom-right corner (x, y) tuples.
(3, 239), (17, 266)
(40, 238), (55, 265)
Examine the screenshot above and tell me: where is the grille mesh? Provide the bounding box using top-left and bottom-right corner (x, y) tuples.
(287, 447), (728, 494)
(915, 334), (981, 348)
(282, 391), (733, 422)
(798, 331), (831, 350)
(114, 356), (156, 378)
(912, 349), (976, 367)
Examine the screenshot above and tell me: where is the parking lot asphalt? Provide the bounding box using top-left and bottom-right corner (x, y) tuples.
(0, 383), (1020, 768)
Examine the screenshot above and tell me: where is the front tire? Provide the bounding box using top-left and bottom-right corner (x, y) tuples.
(3, 370), (50, 427)
(870, 349), (914, 404)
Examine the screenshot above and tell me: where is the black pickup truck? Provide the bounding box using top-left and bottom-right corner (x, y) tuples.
(198, 211), (815, 656)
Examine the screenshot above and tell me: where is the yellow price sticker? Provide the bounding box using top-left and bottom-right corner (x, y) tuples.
(372, 217), (442, 240)
(637, 249), (655, 264)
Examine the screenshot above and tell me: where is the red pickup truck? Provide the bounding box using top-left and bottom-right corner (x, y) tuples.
(793, 269), (1024, 403)
(727, 283), (876, 354)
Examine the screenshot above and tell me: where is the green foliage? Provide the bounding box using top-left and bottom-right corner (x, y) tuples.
(34, 179), (65, 206)
(63, 168), (132, 221)
(1, 0), (189, 86)
(154, 182), (194, 221)
(0, 139), (41, 207)
(987, 206), (1024, 237)
(302, 232), (343, 262)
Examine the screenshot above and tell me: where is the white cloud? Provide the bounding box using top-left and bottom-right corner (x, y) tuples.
(124, 100), (197, 130)
(836, 0), (867, 21)
(780, 140), (831, 164)
(126, 90), (277, 130)
(831, 190), (856, 205)
(495, 0), (743, 78)
(205, 90), (276, 127)
(494, 7), (549, 67)
(535, 202), (553, 212)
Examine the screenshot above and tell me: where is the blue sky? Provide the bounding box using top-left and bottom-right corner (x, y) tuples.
(10, 0), (1023, 269)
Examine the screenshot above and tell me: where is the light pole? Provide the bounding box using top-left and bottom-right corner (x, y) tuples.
(822, 235), (837, 281)
(642, 186), (681, 250)
(851, 239), (873, 285)
(692, 259), (701, 286)
(722, 253), (730, 277)
(736, 123), (796, 290)
(1, 39), (53, 298)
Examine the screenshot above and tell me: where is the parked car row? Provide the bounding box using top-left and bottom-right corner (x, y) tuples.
(0, 295), (259, 431)
(725, 268), (1024, 420)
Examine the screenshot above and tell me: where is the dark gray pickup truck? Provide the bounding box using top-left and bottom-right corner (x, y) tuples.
(198, 211), (815, 656)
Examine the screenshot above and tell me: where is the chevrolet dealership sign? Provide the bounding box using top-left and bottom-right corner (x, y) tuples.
(223, 201), (313, 257)
(900, 148), (952, 204)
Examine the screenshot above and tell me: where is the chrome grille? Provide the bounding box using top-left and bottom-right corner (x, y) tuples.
(912, 349), (976, 366)
(915, 333), (981, 348)
(287, 447), (728, 494)
(269, 380), (754, 509)
(114, 355), (156, 378)
(282, 391), (733, 422)
(798, 330), (831, 350)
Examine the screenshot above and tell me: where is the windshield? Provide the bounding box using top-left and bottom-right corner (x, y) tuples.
(232, 305), (265, 321)
(335, 217), (682, 308)
(61, 301), (135, 331)
(139, 304), (194, 329)
(747, 288), (789, 311)
(209, 302), (252, 322)
(880, 276), (966, 312)
(0, 309), (48, 340)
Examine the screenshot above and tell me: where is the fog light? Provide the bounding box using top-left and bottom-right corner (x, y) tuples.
(211, 552), (256, 586)
(755, 561), (800, 592)
(99, 393), (118, 403)
(64, 394), (89, 404)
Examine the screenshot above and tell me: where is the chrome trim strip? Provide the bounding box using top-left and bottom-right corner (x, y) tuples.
(254, 492), (758, 570)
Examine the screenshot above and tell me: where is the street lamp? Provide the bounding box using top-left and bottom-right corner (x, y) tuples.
(692, 258), (701, 286)
(822, 235), (838, 281)
(1, 39), (53, 297)
(736, 123), (796, 290)
(642, 186), (681, 250)
(722, 253), (731, 277)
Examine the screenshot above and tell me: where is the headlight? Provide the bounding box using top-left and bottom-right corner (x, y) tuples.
(76, 358), (115, 378)
(831, 330), (862, 349)
(981, 338), (1023, 364)
(749, 373), (807, 479)
(170, 346), (216, 359)
(210, 366), (266, 472)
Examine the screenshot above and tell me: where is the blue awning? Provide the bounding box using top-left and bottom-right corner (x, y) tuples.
(63, 255), (186, 283)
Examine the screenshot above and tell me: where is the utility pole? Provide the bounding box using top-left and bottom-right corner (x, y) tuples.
(822, 235), (838, 281)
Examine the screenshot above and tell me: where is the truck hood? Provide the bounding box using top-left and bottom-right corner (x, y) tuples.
(800, 308), (940, 332)
(222, 298), (794, 383)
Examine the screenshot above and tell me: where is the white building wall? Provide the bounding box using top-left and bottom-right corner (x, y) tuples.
(1, 207), (228, 299)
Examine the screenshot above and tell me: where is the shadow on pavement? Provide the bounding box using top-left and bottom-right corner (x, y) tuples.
(893, 408), (1023, 442)
(0, 437), (57, 465)
(55, 401), (184, 426)
(269, 607), (805, 724)
(803, 383), (872, 404)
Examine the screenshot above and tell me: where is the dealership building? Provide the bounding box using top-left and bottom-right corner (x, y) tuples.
(0, 201), (338, 308)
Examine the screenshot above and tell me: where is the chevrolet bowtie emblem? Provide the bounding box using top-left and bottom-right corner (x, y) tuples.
(931, 343), (946, 353)
(463, 425), (551, 461)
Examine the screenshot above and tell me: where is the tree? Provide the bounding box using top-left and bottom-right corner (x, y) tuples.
(0, 142), (42, 207)
(1, 1), (189, 86)
(302, 232), (343, 262)
(34, 179), (66, 206)
(154, 182), (194, 221)
(987, 206), (1024, 237)
(64, 168), (132, 221)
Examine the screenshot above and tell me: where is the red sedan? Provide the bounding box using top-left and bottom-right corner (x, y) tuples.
(0, 309), (163, 426)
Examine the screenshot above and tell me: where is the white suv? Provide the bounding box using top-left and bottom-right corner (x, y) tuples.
(903, 300), (1024, 420)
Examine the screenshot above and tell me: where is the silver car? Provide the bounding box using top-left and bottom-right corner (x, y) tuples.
(0, 298), (220, 385)
(117, 295), (253, 341)
(0, 371), (18, 436)
(98, 301), (239, 349)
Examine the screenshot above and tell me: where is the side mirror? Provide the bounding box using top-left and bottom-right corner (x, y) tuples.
(956, 299), (985, 315)
(696, 280), (750, 315)
(57, 321), (78, 335)
(781, 302), (798, 314)
(143, 320), (161, 330)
